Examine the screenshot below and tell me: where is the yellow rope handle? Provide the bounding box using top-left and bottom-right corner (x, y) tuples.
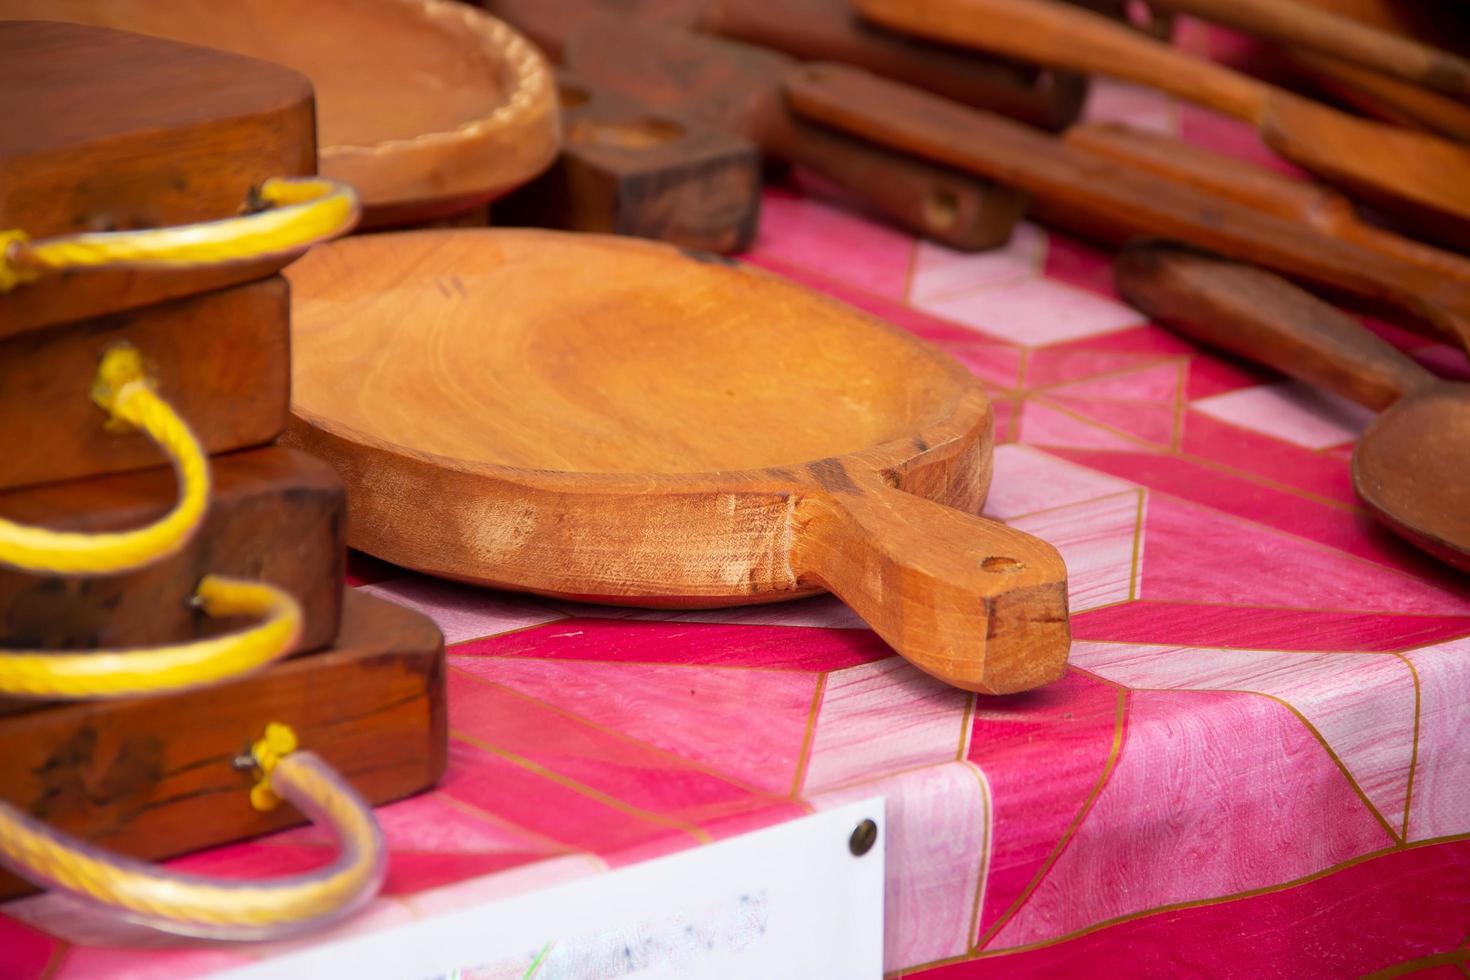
(0, 724), (386, 939)
(0, 345), (210, 575)
(0, 176), (359, 291)
(0, 574), (301, 699)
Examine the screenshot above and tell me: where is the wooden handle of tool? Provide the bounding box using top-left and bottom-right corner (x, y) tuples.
(1115, 243), (1435, 410)
(699, 0), (1087, 129)
(854, 0), (1272, 121)
(1065, 122), (1470, 284)
(772, 112), (1030, 251)
(790, 470), (1070, 694)
(783, 63), (1470, 345)
(1290, 49), (1470, 143)
(1146, 0), (1470, 98)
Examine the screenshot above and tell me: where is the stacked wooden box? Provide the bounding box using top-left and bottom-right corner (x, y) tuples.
(0, 22), (445, 899)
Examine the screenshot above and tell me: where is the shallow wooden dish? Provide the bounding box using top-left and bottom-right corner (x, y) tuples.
(0, 0), (560, 227)
(284, 230), (1069, 694)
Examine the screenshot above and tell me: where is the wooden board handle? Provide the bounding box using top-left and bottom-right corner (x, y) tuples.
(699, 0), (1088, 129)
(783, 62), (1470, 348)
(790, 470), (1070, 694)
(771, 110), (1030, 251)
(1115, 243), (1434, 410)
(854, 0), (1271, 121)
(1064, 122), (1470, 284)
(1144, 0), (1470, 99)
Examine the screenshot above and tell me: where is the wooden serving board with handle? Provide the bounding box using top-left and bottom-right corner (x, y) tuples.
(0, 446), (345, 658)
(494, 72), (762, 254)
(0, 21), (315, 334)
(0, 589), (445, 901)
(560, 21), (1028, 251)
(1117, 244), (1470, 573)
(782, 63), (1470, 350)
(0, 276), (290, 492)
(284, 230), (1070, 695)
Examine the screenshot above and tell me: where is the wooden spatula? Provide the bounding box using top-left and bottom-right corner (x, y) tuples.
(1064, 122), (1470, 285)
(854, 0), (1470, 249)
(1140, 0), (1470, 99)
(1116, 243), (1470, 573)
(782, 63), (1470, 349)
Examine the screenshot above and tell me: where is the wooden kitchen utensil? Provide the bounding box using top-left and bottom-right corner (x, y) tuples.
(0, 589), (446, 902)
(854, 0), (1470, 249)
(697, 0), (1088, 130)
(1, 277), (289, 491)
(782, 63), (1470, 349)
(284, 230), (1070, 694)
(0, 0), (560, 228)
(1285, 50), (1470, 144)
(0, 21), (315, 334)
(1292, 0), (1470, 57)
(1064, 122), (1470, 284)
(1116, 243), (1470, 573)
(0, 447), (344, 656)
(561, 21), (1029, 250)
(1138, 0), (1470, 99)
(495, 73), (762, 253)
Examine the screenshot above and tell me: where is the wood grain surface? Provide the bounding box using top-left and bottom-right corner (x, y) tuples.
(0, 0), (560, 227)
(561, 21), (1029, 250)
(1286, 50), (1470, 144)
(0, 447), (345, 654)
(781, 63), (1470, 348)
(698, 0), (1088, 129)
(0, 589), (446, 901)
(1115, 244), (1470, 574)
(495, 73), (761, 253)
(1142, 0), (1470, 98)
(0, 21), (313, 333)
(1064, 122), (1470, 283)
(0, 277), (289, 491)
(854, 0), (1470, 249)
(284, 229), (1070, 693)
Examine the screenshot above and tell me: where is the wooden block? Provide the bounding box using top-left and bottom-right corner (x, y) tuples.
(0, 589), (446, 901)
(495, 74), (761, 253)
(0, 276), (289, 490)
(0, 447), (344, 656)
(0, 21), (315, 333)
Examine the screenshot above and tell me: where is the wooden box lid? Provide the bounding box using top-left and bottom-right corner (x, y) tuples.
(0, 21), (317, 330)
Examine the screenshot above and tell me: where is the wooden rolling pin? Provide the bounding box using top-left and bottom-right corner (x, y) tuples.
(853, 0), (1470, 250)
(1064, 122), (1470, 284)
(1143, 0), (1470, 99)
(781, 62), (1470, 349)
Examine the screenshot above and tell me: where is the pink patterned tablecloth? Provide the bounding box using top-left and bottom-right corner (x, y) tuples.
(5, 38), (1470, 979)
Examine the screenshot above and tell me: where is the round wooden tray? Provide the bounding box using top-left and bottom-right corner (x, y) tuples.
(0, 0), (560, 227)
(283, 229), (1070, 694)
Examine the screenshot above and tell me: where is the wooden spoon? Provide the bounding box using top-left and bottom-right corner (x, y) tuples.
(283, 230), (1070, 694)
(1116, 243), (1470, 573)
(782, 63), (1470, 349)
(854, 0), (1470, 249)
(1139, 0), (1470, 99)
(1064, 122), (1470, 286)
